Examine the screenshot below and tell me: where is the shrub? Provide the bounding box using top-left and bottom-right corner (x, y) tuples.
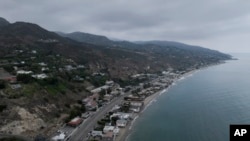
(0, 104), (7, 112)
(0, 80), (6, 89)
(17, 74), (33, 84)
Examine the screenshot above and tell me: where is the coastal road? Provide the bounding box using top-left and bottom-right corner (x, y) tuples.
(69, 92), (131, 141)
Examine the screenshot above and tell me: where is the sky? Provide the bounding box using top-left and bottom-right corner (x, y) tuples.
(1, 0), (250, 53)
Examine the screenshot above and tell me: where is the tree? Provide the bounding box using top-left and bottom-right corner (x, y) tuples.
(0, 80), (6, 89)
(17, 74), (33, 84)
(0, 104), (7, 112)
(107, 88), (112, 94)
(45, 77), (58, 85)
(30, 64), (40, 73)
(99, 89), (106, 95)
(3, 65), (14, 73)
(111, 116), (119, 126)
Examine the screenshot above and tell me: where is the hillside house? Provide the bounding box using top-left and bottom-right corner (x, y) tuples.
(32, 74), (48, 79)
(83, 93), (99, 111)
(91, 85), (110, 94)
(67, 117), (83, 127)
(17, 70), (33, 74)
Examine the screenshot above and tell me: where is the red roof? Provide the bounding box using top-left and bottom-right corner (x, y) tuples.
(67, 117), (83, 127)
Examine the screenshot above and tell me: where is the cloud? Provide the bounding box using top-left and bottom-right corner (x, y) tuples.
(1, 0), (250, 52)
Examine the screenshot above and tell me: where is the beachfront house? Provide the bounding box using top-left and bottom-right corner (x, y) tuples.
(116, 119), (127, 128)
(103, 126), (115, 133)
(110, 112), (131, 121)
(129, 101), (144, 113)
(17, 70), (33, 74)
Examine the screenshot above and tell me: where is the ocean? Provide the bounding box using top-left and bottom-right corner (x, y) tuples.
(127, 53), (250, 141)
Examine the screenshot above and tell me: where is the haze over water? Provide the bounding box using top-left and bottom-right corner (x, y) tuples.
(128, 53), (250, 141)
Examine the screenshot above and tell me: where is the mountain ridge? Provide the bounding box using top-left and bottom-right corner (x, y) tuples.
(0, 17), (10, 27)
(0, 17), (232, 78)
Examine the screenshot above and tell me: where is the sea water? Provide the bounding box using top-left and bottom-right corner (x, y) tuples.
(128, 53), (250, 141)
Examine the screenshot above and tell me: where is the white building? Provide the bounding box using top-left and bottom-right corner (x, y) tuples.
(91, 130), (103, 137)
(116, 120), (127, 127)
(52, 132), (66, 141)
(17, 70), (33, 74)
(32, 74), (48, 79)
(90, 85), (110, 94)
(103, 126), (115, 133)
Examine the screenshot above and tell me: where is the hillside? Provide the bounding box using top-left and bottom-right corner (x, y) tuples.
(58, 31), (232, 72)
(0, 17), (9, 27)
(57, 31), (113, 47)
(0, 17), (232, 139)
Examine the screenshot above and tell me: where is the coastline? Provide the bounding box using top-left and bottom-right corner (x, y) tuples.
(115, 89), (167, 141)
(116, 63), (224, 141)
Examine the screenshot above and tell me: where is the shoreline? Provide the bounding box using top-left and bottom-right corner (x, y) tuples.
(117, 63), (223, 141)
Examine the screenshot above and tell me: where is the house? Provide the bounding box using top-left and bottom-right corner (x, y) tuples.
(31, 50), (37, 54)
(10, 84), (21, 89)
(130, 102), (144, 107)
(3, 76), (17, 84)
(77, 65), (85, 69)
(38, 62), (47, 66)
(65, 65), (76, 71)
(85, 100), (98, 111)
(110, 112), (131, 120)
(41, 67), (49, 72)
(91, 85), (110, 94)
(130, 107), (140, 113)
(113, 127), (120, 135)
(32, 74), (48, 79)
(82, 93), (99, 103)
(81, 112), (91, 119)
(92, 72), (105, 76)
(116, 120), (127, 128)
(103, 94), (113, 102)
(110, 90), (119, 96)
(91, 130), (103, 137)
(124, 95), (144, 101)
(105, 81), (114, 86)
(17, 70), (33, 75)
(73, 75), (84, 82)
(86, 86), (95, 91)
(110, 105), (120, 112)
(82, 94), (99, 111)
(67, 117), (83, 127)
(52, 132), (66, 141)
(103, 126), (115, 133)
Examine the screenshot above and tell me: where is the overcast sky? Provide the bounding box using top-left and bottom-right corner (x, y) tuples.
(1, 0), (250, 53)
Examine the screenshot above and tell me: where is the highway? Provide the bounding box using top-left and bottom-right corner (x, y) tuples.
(69, 92), (130, 141)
